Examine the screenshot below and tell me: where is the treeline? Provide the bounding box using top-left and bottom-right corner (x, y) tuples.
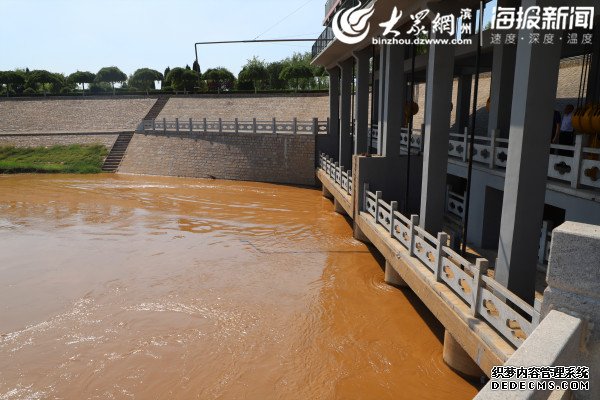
(0, 52), (329, 96)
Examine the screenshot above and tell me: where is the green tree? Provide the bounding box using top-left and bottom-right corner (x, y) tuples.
(192, 60), (201, 74)
(27, 70), (62, 95)
(203, 67), (235, 93)
(279, 52), (316, 90)
(0, 71), (25, 96)
(192, 60), (202, 88)
(165, 67), (197, 92)
(95, 66), (127, 95)
(279, 64), (313, 91)
(313, 65), (328, 90)
(68, 71), (96, 96)
(238, 56), (268, 93)
(129, 68), (163, 93)
(266, 62), (287, 90)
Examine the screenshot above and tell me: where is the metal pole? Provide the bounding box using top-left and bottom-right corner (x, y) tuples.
(194, 45), (202, 89)
(369, 45), (375, 154)
(405, 43), (416, 214)
(461, 3), (484, 255)
(350, 57), (355, 161)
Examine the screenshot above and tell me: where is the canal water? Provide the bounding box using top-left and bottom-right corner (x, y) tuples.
(0, 175), (478, 399)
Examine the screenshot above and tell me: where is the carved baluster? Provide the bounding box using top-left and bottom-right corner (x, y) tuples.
(435, 232), (449, 282)
(390, 201), (398, 237)
(471, 258), (489, 316)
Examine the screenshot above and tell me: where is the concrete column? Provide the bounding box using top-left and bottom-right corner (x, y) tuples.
(327, 67), (340, 160)
(338, 58), (353, 169)
(495, 3), (562, 304)
(353, 48), (371, 155)
(384, 261), (408, 287)
(455, 74), (472, 135)
(586, 20), (600, 104)
(380, 44), (406, 157)
(442, 330), (484, 378)
(488, 0), (518, 138)
(333, 199), (347, 215)
(540, 222), (600, 400)
(322, 185), (333, 200)
(353, 222), (371, 244)
(487, 44), (517, 138)
(419, 40), (455, 234)
(377, 45), (388, 156)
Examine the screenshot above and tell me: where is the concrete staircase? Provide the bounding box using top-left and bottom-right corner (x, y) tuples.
(101, 96), (170, 172)
(144, 95), (170, 120)
(101, 132), (135, 172)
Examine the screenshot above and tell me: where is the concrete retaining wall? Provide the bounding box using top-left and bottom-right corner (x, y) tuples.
(0, 133), (119, 148)
(119, 131), (316, 186)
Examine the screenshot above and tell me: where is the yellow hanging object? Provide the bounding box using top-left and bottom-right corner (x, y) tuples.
(572, 106), (587, 133)
(591, 105), (600, 134)
(581, 105), (596, 134)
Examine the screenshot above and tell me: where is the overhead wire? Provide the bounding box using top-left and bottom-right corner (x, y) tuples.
(253, 0), (318, 40)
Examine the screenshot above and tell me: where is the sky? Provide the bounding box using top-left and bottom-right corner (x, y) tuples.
(0, 0), (325, 77)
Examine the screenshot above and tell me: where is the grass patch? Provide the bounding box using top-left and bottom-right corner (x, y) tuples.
(0, 144), (109, 174)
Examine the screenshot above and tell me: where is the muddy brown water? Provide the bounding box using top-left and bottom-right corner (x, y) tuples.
(0, 174), (478, 399)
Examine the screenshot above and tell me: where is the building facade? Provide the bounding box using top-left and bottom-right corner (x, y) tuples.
(312, 1), (600, 395)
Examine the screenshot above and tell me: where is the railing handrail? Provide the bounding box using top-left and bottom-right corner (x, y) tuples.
(142, 117), (328, 135)
(361, 184), (541, 349)
(319, 152), (353, 196)
(448, 130), (600, 191)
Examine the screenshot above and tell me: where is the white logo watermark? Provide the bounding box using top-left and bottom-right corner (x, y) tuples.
(332, 2), (375, 45)
(491, 6), (594, 31)
(331, 3), (595, 46)
(332, 4), (474, 45)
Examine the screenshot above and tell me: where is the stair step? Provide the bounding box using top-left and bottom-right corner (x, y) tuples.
(101, 131), (137, 172)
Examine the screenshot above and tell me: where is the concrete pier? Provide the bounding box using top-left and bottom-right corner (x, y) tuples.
(443, 330), (484, 379)
(384, 261), (408, 288)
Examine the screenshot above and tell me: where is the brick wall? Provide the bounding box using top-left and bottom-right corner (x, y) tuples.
(158, 94), (329, 121)
(0, 133), (119, 148)
(119, 131), (316, 186)
(0, 98), (155, 133)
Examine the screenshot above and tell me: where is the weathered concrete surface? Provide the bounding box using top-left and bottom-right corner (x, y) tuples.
(0, 98), (155, 133)
(120, 132), (316, 186)
(540, 222), (600, 399)
(443, 330), (485, 379)
(0, 133), (119, 148)
(475, 310), (584, 400)
(384, 260), (408, 287)
(544, 222), (600, 297)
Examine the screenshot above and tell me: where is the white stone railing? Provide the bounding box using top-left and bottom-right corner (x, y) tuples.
(445, 187), (466, 220)
(400, 127), (424, 152)
(319, 153), (353, 196)
(141, 118), (329, 135)
(363, 184), (541, 348)
(449, 129), (600, 190)
(368, 126), (423, 153)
